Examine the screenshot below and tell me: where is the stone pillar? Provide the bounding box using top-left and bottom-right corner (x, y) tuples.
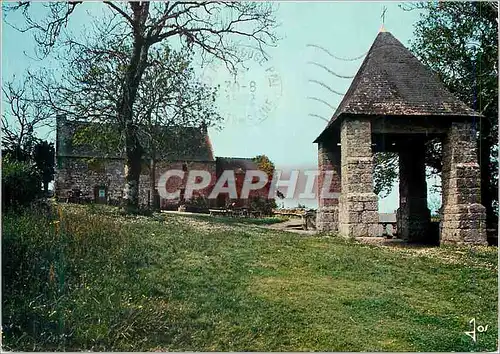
(338, 118), (379, 237)
(316, 142), (341, 231)
(441, 121), (487, 245)
(398, 139), (431, 242)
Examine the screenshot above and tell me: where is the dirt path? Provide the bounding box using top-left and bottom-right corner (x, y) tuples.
(265, 218), (317, 235)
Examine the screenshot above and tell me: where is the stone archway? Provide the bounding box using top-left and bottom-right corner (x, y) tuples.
(313, 30), (487, 246)
(316, 117), (487, 245)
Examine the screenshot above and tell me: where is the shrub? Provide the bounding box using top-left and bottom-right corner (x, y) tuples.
(2, 155), (42, 210)
(185, 195), (210, 213)
(249, 196), (277, 216)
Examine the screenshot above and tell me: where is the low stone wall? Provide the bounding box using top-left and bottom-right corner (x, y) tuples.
(273, 209), (317, 230)
(316, 206), (338, 232)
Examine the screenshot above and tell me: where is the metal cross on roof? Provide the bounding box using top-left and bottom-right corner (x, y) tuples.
(381, 6), (387, 25)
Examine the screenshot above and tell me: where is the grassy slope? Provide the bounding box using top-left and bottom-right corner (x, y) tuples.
(2, 204), (498, 351)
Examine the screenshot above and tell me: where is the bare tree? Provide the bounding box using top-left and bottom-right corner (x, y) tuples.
(2, 77), (53, 159)
(6, 2), (278, 212)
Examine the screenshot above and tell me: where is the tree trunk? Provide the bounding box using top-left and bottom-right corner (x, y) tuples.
(149, 156), (160, 211)
(123, 123), (143, 213)
(149, 157), (155, 207)
(118, 30), (151, 213)
(479, 117), (495, 228)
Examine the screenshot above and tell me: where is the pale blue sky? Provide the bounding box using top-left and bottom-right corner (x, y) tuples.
(2, 1), (433, 212)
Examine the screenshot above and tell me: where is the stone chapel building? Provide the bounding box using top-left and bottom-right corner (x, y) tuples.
(314, 30), (488, 246)
(55, 115), (268, 209)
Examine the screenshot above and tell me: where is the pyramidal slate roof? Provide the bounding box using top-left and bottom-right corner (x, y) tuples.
(314, 31), (481, 142)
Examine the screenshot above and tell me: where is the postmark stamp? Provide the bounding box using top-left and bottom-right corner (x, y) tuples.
(200, 45), (283, 127)
(305, 43), (366, 124)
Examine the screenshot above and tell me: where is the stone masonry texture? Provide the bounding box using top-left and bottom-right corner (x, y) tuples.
(314, 30), (488, 246)
(338, 118), (379, 237)
(440, 121), (487, 245)
(316, 142), (341, 231)
(55, 117), (269, 209)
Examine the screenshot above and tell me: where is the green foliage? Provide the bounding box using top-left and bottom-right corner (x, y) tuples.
(185, 195), (210, 213)
(72, 123), (123, 157)
(2, 204), (497, 351)
(373, 152), (398, 198)
(2, 155), (42, 209)
(248, 155), (280, 213)
(253, 154), (275, 179)
(2, 138), (55, 195)
(249, 196), (277, 216)
(2, 143), (32, 162)
(253, 154), (285, 199)
(407, 2), (498, 118)
(61, 40), (222, 163)
(6, 2), (278, 211)
(405, 1), (498, 222)
(33, 140), (55, 192)
(2, 205), (159, 351)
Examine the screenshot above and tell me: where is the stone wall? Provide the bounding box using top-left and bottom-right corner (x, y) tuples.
(55, 158), (125, 203)
(338, 118), (379, 237)
(157, 160), (217, 209)
(55, 117), (272, 210)
(441, 121), (487, 245)
(316, 142), (341, 231)
(55, 156), (271, 210)
(55, 157), (217, 208)
(216, 165), (272, 208)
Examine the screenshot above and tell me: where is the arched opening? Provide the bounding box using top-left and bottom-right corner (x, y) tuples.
(372, 131), (444, 245)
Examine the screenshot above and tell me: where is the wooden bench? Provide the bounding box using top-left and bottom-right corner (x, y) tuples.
(209, 208), (263, 218)
(209, 209), (230, 217)
(249, 210), (262, 218)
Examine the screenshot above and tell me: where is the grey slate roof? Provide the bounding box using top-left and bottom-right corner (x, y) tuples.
(314, 31), (481, 142)
(215, 157), (259, 174)
(57, 119), (214, 161)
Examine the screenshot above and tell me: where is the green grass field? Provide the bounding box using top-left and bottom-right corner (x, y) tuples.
(2, 204), (498, 351)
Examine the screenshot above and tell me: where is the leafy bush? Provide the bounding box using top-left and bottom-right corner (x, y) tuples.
(249, 196), (277, 216)
(185, 195), (210, 213)
(2, 155), (42, 210)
